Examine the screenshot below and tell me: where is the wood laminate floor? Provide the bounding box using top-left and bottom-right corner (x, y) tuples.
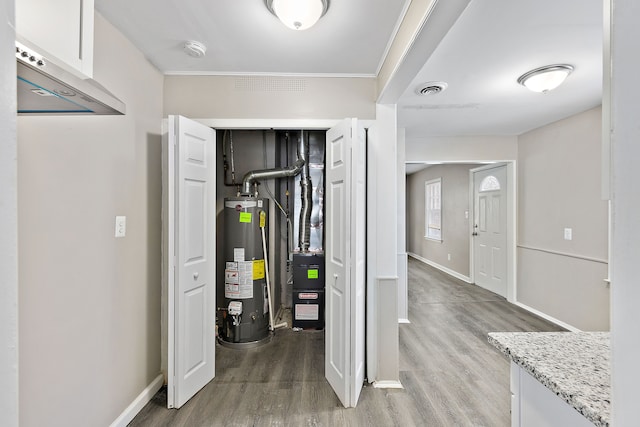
(129, 258), (564, 427)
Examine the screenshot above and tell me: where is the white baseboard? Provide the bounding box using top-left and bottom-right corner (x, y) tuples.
(408, 252), (472, 283)
(373, 380), (404, 389)
(513, 301), (581, 332)
(399, 318), (411, 324)
(110, 374), (164, 427)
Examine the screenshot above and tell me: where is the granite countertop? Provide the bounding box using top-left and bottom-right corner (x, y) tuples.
(488, 332), (610, 427)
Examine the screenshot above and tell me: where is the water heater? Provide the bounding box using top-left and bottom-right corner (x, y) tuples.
(220, 196), (270, 348)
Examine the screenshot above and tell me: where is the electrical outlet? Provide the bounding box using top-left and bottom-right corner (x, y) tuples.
(564, 228), (572, 241)
(115, 216), (126, 237)
(447, 253), (451, 261)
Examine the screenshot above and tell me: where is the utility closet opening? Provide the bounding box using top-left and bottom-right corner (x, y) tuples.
(215, 129), (327, 349)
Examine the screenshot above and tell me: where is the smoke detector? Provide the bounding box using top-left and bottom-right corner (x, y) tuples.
(183, 40), (207, 58)
(415, 81), (448, 96)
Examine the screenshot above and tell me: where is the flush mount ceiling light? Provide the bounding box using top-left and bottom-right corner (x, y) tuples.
(265, 0), (330, 31)
(183, 40), (207, 58)
(415, 81), (448, 96)
(517, 64), (574, 93)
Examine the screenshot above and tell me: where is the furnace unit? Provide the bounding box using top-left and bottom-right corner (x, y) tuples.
(292, 253), (325, 329)
(291, 131), (326, 330)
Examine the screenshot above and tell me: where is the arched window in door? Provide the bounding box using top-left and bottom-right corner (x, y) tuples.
(479, 175), (501, 192)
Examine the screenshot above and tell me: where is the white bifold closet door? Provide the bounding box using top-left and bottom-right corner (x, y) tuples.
(166, 115), (216, 409)
(325, 118), (366, 408)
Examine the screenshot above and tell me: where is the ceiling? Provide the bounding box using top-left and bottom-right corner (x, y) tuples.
(95, 0), (408, 76)
(398, 0), (603, 138)
(96, 0), (603, 138)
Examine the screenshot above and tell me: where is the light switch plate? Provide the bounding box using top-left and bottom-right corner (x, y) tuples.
(564, 228), (572, 241)
(115, 216), (126, 237)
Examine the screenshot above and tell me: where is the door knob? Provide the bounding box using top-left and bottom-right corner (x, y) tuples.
(193, 272), (199, 279)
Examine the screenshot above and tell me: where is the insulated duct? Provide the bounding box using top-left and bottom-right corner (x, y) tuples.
(298, 131), (313, 252)
(241, 158), (305, 196)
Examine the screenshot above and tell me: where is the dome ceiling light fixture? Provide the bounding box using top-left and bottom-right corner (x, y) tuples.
(265, 0), (330, 31)
(517, 64), (574, 93)
(415, 81), (448, 96)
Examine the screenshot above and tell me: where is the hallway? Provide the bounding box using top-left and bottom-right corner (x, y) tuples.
(130, 258), (563, 426)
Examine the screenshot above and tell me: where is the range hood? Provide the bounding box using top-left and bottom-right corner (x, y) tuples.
(16, 41), (125, 115)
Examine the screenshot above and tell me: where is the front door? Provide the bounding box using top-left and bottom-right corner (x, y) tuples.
(325, 118), (366, 408)
(167, 115), (216, 408)
(472, 164), (507, 297)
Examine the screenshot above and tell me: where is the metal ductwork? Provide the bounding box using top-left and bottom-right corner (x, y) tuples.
(298, 132), (313, 252)
(241, 158), (305, 196)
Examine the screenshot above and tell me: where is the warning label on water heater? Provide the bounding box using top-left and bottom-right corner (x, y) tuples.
(224, 261), (253, 299)
(253, 259), (265, 280)
(233, 248), (245, 262)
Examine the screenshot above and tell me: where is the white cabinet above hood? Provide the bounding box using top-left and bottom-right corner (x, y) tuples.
(16, 0), (125, 115)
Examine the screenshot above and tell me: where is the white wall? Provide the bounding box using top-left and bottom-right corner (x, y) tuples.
(610, 0), (640, 422)
(0, 0), (18, 425)
(517, 107), (609, 331)
(397, 128), (408, 322)
(407, 164), (478, 278)
(406, 135), (518, 162)
(368, 104), (399, 384)
(17, 14), (164, 426)
(164, 75), (376, 120)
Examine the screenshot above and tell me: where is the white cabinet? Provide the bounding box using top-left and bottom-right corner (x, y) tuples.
(16, 0), (94, 78)
(510, 362), (594, 427)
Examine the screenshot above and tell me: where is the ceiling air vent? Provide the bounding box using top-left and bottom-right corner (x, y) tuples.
(415, 81), (448, 96)
(183, 40), (207, 58)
